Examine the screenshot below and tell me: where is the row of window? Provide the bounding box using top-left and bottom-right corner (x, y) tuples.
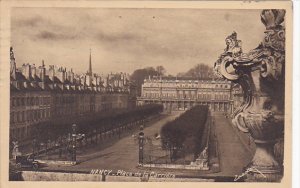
(11, 94), (118, 108)
(51, 104), (95, 116)
(10, 127), (29, 140)
(51, 95), (125, 116)
(146, 84), (229, 88)
(147, 101), (230, 111)
(143, 93), (230, 100)
(11, 102), (117, 123)
(215, 94), (230, 100)
(10, 109), (50, 124)
(54, 96), (97, 104)
(11, 96), (51, 107)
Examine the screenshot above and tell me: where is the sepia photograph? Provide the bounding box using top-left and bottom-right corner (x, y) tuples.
(0, 0), (293, 186)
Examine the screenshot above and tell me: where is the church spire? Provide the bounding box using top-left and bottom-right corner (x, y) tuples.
(88, 48), (92, 75)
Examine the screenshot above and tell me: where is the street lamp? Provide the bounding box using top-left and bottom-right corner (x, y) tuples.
(55, 138), (62, 158)
(71, 124), (77, 162)
(32, 139), (37, 156)
(138, 131), (144, 165)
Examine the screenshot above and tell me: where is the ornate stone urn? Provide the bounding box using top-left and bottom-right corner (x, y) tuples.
(214, 9), (285, 182)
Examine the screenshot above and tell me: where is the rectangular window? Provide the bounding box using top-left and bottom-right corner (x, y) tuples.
(10, 113), (14, 123)
(17, 112), (20, 122)
(21, 111), (24, 121)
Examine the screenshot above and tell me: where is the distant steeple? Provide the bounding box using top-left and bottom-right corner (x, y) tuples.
(86, 49), (93, 87)
(88, 48), (92, 75)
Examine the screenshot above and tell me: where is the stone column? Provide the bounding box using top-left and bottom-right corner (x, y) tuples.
(214, 9), (285, 182)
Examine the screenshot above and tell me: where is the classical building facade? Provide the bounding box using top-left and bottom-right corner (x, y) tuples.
(10, 47), (135, 142)
(137, 76), (233, 112)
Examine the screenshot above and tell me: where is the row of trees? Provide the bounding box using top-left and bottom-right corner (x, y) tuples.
(31, 104), (163, 143)
(77, 104), (163, 135)
(177, 64), (215, 79)
(160, 105), (208, 160)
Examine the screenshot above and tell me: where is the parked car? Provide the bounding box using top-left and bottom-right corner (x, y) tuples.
(15, 155), (39, 170)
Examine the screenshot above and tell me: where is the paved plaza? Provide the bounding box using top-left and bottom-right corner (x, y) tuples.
(211, 113), (255, 177)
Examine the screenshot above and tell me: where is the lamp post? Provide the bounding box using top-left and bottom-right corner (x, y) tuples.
(95, 129), (98, 143)
(40, 142), (44, 152)
(71, 124), (77, 162)
(56, 137), (62, 158)
(138, 126), (144, 165)
(32, 139), (37, 156)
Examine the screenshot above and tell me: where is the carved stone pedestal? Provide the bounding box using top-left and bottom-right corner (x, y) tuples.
(233, 103), (284, 182)
(243, 112), (283, 182)
(190, 147), (209, 170)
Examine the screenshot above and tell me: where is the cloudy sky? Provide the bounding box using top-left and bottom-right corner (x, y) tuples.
(11, 8), (265, 75)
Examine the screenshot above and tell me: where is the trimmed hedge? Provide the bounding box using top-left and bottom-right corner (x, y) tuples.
(160, 105), (208, 159)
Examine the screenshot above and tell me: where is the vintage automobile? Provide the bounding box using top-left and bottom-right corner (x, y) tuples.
(15, 155), (40, 170)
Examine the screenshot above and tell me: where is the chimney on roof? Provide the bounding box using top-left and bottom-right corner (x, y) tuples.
(68, 68), (74, 83)
(57, 67), (66, 83)
(21, 64), (31, 80)
(48, 65), (55, 81)
(39, 60), (46, 82)
(31, 64), (36, 78)
(103, 75), (108, 87)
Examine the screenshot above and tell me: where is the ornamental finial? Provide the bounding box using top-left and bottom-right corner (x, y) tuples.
(260, 9), (285, 30)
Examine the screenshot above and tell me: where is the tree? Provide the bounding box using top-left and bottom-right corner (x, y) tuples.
(177, 63), (215, 79)
(155, 66), (166, 76)
(131, 66), (163, 96)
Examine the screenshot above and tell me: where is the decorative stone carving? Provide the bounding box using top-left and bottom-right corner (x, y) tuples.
(12, 141), (22, 160)
(190, 147), (209, 169)
(214, 9), (285, 182)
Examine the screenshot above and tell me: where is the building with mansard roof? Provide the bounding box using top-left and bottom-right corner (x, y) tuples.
(10, 47), (135, 142)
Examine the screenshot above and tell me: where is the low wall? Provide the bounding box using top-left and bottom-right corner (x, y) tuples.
(20, 171), (214, 182)
(141, 163), (209, 170)
(21, 171), (102, 181)
(35, 159), (76, 166)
